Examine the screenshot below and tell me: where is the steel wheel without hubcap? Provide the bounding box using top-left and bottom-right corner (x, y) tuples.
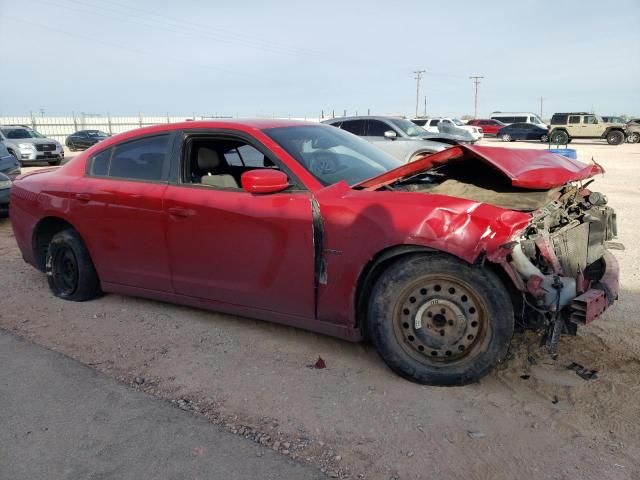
(393, 275), (488, 364)
(367, 253), (514, 385)
(51, 247), (79, 296)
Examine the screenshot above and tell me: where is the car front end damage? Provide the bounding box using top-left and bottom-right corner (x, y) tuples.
(358, 145), (621, 354)
(495, 183), (619, 351)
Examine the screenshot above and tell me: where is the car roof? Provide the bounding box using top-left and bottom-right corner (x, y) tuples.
(80, 119), (324, 146)
(323, 116), (405, 123)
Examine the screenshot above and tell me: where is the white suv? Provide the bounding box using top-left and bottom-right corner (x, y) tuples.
(0, 125), (64, 166)
(420, 117), (483, 140)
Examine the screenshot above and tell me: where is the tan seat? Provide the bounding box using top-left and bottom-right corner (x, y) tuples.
(197, 147), (238, 188)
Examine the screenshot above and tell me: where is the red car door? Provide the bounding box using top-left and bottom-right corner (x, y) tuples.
(164, 187), (316, 317)
(163, 134), (316, 318)
(70, 134), (174, 291)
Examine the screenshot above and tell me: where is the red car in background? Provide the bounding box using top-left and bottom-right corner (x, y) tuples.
(9, 120), (619, 385)
(467, 119), (506, 136)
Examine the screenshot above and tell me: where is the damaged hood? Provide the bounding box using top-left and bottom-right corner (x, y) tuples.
(357, 145), (604, 190)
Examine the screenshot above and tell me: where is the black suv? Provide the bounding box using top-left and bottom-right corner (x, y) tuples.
(549, 113), (627, 145)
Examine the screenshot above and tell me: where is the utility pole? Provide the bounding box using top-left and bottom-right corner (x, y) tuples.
(413, 70), (426, 118)
(423, 96), (427, 117)
(469, 76), (484, 119)
(539, 96), (544, 119)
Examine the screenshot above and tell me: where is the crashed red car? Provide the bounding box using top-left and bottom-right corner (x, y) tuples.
(10, 121), (619, 385)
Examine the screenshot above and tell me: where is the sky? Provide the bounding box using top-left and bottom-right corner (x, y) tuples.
(0, 0), (639, 119)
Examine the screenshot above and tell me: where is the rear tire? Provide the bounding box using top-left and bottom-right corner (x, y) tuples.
(606, 130), (625, 145)
(366, 253), (514, 386)
(46, 229), (102, 301)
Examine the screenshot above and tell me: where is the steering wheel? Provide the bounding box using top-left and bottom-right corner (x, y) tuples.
(309, 151), (339, 175)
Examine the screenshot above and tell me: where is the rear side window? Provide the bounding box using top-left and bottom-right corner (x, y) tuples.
(429, 120), (440, 126)
(569, 115), (581, 124)
(87, 135), (170, 181)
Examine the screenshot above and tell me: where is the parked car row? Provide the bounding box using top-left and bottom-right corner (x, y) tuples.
(464, 111), (635, 145)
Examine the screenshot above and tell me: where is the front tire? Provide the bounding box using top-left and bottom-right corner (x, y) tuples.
(366, 254), (514, 386)
(46, 229), (102, 301)
(550, 130), (569, 145)
(501, 133), (511, 142)
(628, 132), (640, 143)
(541, 134), (549, 142)
(606, 130), (625, 145)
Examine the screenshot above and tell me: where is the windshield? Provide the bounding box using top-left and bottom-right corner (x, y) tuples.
(388, 118), (427, 137)
(452, 118), (465, 126)
(264, 125), (401, 186)
(1, 128), (39, 139)
(87, 130), (108, 137)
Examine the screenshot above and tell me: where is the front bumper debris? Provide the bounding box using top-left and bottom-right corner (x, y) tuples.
(569, 251), (619, 324)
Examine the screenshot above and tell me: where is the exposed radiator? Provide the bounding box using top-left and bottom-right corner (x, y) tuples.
(551, 222), (589, 277)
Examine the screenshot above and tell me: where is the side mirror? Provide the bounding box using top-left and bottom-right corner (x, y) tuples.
(383, 130), (397, 139)
(241, 169), (289, 194)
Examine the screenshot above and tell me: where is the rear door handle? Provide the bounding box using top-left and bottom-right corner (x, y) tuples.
(75, 193), (91, 202)
(168, 206), (194, 218)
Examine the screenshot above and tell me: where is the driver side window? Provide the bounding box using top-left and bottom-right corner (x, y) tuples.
(182, 136), (293, 191)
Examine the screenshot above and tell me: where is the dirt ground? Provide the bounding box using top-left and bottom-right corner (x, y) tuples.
(1, 139), (639, 479)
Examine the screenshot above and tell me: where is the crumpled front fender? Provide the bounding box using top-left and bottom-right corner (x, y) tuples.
(408, 199), (531, 263)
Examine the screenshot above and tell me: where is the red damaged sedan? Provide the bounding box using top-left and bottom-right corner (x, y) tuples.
(10, 120), (619, 385)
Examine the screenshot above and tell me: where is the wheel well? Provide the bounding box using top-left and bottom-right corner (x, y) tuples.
(32, 217), (76, 271)
(354, 247), (521, 337)
(354, 245), (435, 336)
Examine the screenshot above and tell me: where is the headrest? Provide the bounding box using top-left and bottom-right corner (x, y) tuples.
(197, 147), (220, 171)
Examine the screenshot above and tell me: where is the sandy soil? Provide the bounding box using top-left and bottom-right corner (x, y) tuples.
(1, 140), (639, 479)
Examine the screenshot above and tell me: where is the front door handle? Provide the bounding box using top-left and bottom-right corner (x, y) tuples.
(168, 206), (195, 218)
(75, 193), (90, 202)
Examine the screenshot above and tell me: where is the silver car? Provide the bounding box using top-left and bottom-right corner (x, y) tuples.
(0, 125), (64, 166)
(322, 116), (448, 163)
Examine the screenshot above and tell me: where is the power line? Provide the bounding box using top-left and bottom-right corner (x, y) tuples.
(413, 70), (426, 118)
(469, 76), (484, 119)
